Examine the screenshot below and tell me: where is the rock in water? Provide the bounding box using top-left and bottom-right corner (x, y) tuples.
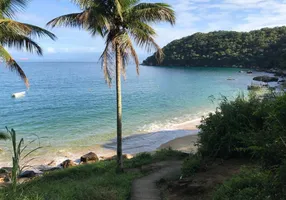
(61, 159), (76, 168)
(253, 76), (279, 82)
(80, 152), (99, 164)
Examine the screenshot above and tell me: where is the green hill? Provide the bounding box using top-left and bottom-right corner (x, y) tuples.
(143, 26), (286, 69)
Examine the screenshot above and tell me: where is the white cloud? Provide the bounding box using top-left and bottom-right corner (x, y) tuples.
(47, 47), (56, 53)
(13, 0), (286, 59)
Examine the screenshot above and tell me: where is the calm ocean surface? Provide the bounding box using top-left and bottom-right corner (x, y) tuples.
(0, 62), (267, 158)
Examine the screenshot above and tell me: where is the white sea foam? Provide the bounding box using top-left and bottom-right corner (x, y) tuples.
(137, 109), (214, 133)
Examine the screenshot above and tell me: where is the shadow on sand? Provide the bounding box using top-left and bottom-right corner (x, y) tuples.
(103, 129), (198, 154)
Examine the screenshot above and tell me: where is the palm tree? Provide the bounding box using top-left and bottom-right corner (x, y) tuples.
(0, 0), (56, 88)
(47, 0), (175, 170)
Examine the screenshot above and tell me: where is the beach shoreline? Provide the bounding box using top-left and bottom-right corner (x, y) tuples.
(0, 117), (201, 169)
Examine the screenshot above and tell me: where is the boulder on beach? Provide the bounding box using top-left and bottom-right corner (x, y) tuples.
(0, 174), (10, 183)
(0, 168), (11, 183)
(61, 159), (76, 168)
(80, 152), (99, 164)
(253, 76), (279, 82)
(19, 170), (38, 178)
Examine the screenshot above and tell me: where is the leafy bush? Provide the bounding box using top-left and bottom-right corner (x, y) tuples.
(181, 155), (202, 177)
(124, 152), (153, 168)
(213, 168), (283, 200)
(124, 149), (189, 168)
(152, 148), (188, 161)
(198, 93), (286, 166)
(0, 161), (141, 200)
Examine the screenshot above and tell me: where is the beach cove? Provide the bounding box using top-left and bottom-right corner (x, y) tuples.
(0, 63), (271, 167)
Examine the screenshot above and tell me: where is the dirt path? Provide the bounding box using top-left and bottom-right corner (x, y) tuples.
(130, 161), (182, 200)
(162, 159), (249, 200)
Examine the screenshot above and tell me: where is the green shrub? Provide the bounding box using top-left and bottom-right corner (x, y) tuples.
(213, 167), (283, 200)
(124, 152), (153, 168)
(198, 93), (286, 166)
(0, 160), (141, 200)
(152, 148), (188, 161)
(181, 155), (202, 177)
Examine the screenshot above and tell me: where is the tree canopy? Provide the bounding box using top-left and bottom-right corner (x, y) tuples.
(0, 0), (56, 88)
(143, 26), (286, 69)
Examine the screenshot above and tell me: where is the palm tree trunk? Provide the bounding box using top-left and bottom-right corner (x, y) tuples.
(115, 43), (123, 171)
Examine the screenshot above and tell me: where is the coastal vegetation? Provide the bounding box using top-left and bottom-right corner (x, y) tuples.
(0, 149), (187, 200)
(143, 26), (286, 69)
(47, 0), (175, 170)
(166, 93), (286, 199)
(2, 1), (286, 200)
(0, 0), (56, 88)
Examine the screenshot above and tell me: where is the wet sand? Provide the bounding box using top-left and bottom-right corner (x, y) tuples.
(158, 134), (198, 153)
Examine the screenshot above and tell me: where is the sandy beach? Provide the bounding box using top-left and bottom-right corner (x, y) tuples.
(158, 134), (198, 153)
(0, 117), (201, 169)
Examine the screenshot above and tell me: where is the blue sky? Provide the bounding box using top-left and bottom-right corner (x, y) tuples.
(8, 0), (286, 61)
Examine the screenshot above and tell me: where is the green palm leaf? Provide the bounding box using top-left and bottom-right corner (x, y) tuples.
(0, 46), (29, 87)
(0, 0), (28, 18)
(129, 3), (175, 25)
(0, 1), (56, 88)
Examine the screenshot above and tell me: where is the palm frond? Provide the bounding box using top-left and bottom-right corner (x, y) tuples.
(99, 40), (115, 86)
(2, 34), (42, 55)
(117, 33), (140, 75)
(47, 12), (87, 28)
(0, 46), (29, 87)
(129, 3), (176, 25)
(71, 0), (94, 9)
(0, 19), (30, 34)
(0, 0), (28, 18)
(0, 19), (56, 40)
(47, 10), (108, 37)
(22, 23), (56, 40)
(119, 0), (139, 9)
(115, 0), (123, 20)
(129, 28), (163, 63)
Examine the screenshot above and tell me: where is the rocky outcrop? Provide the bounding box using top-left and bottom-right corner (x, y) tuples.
(253, 76), (279, 82)
(80, 152), (99, 164)
(61, 159), (76, 168)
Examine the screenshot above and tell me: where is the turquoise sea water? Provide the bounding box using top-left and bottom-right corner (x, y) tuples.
(0, 62), (268, 158)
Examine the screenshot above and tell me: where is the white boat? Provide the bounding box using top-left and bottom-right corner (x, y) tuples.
(12, 91), (26, 98)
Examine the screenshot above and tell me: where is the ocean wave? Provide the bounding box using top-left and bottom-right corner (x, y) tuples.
(137, 109), (214, 133)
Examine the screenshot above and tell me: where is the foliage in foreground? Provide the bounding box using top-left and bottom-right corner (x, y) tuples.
(124, 148), (189, 168)
(193, 93), (286, 199)
(0, 149), (185, 200)
(4, 128), (42, 192)
(0, 161), (140, 200)
(213, 167), (284, 200)
(181, 155), (202, 177)
(198, 93), (286, 166)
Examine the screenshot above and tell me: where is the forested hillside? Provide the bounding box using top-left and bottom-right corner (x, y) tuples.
(143, 26), (286, 69)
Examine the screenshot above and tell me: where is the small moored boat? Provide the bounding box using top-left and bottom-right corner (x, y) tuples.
(12, 91), (26, 98)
